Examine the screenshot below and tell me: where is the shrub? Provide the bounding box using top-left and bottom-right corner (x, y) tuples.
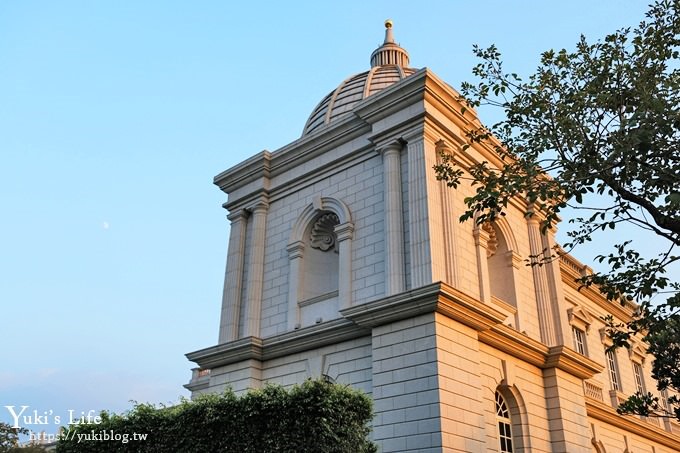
(56, 379), (376, 453)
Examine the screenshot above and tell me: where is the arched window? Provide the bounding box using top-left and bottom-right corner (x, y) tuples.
(496, 391), (514, 453)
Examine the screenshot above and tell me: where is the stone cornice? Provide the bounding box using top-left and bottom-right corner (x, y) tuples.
(544, 345), (604, 379)
(215, 121), (370, 209)
(415, 70), (534, 217)
(183, 378), (210, 393)
(186, 319), (367, 369)
(214, 150), (271, 194)
(436, 283), (507, 331)
(214, 68), (429, 205)
(271, 119), (371, 177)
(480, 330), (603, 379)
(479, 325), (549, 369)
(586, 397), (680, 451)
(186, 336), (264, 369)
(340, 282), (506, 332)
(270, 146), (375, 205)
(420, 71), (506, 163)
(223, 144), (376, 212)
(189, 282), (605, 381)
(223, 189), (271, 214)
(342, 283), (603, 380)
(559, 255), (636, 323)
(264, 319), (367, 359)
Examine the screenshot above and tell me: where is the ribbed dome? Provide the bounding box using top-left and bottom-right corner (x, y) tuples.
(302, 20), (416, 136)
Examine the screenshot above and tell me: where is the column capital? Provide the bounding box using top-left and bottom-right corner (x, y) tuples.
(435, 138), (459, 154)
(473, 222), (495, 251)
(526, 215), (541, 226)
(286, 241), (305, 260)
(524, 201), (554, 226)
(507, 250), (523, 269)
(398, 124), (427, 144)
(227, 209), (249, 223)
(334, 222), (354, 242)
(376, 139), (404, 156)
(249, 200), (270, 214)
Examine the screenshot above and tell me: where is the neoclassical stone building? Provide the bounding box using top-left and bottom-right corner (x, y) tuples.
(186, 22), (680, 452)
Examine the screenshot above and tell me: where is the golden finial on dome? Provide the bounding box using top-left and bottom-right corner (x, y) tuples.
(383, 19), (395, 44)
(370, 18), (409, 67)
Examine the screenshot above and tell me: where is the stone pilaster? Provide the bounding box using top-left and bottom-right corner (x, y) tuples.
(406, 131), (447, 287)
(335, 222), (354, 310)
(218, 209), (248, 343)
(527, 217), (558, 346)
(542, 228), (570, 345)
(243, 199), (269, 338)
(473, 222), (493, 303)
(380, 141), (406, 295)
(286, 241), (305, 330)
(407, 135), (432, 288)
(543, 366), (592, 452)
(435, 140), (459, 288)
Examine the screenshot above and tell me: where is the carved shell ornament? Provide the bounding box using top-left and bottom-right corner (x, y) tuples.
(483, 222), (498, 257)
(310, 213), (340, 252)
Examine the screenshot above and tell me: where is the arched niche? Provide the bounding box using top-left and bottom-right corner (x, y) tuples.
(487, 222), (518, 306)
(287, 197), (354, 330)
(474, 217), (522, 329)
(303, 212), (340, 301)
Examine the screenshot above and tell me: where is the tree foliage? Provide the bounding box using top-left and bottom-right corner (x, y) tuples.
(56, 379), (376, 453)
(0, 423), (27, 452)
(435, 0), (680, 420)
(0, 423), (45, 452)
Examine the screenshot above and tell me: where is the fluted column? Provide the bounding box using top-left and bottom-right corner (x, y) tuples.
(286, 241), (305, 330)
(380, 141), (405, 295)
(243, 199), (269, 338)
(542, 227), (570, 345)
(527, 217), (557, 345)
(218, 209), (248, 343)
(435, 140), (459, 287)
(407, 136), (432, 288)
(335, 222), (354, 310)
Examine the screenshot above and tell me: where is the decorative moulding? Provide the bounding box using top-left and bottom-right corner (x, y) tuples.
(560, 259), (636, 322)
(341, 282), (507, 332)
(479, 326), (548, 369)
(483, 223), (498, 257)
(310, 213), (340, 252)
(214, 150), (271, 193)
(298, 290), (339, 308)
(568, 305), (594, 332)
(544, 345), (604, 379)
(599, 327), (614, 347)
(586, 398), (680, 451)
(185, 319), (368, 370)
(628, 341), (647, 364)
(290, 196), (352, 245)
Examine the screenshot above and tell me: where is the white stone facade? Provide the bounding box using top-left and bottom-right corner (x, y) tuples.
(186, 22), (680, 452)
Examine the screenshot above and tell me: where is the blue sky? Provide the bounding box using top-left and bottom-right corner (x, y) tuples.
(1, 0), (654, 434)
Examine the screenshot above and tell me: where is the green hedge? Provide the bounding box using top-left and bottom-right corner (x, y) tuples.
(56, 379), (376, 453)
